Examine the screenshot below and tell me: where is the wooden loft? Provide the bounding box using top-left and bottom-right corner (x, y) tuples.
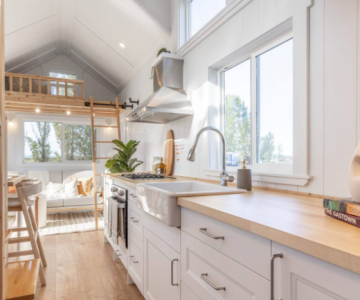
(4, 72), (125, 117)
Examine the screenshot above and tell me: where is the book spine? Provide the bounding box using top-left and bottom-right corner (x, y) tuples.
(346, 204), (360, 217)
(324, 208), (360, 228)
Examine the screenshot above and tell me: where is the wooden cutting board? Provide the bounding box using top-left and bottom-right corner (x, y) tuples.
(164, 130), (174, 176)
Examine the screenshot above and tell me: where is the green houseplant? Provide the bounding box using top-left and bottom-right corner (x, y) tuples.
(105, 140), (143, 173)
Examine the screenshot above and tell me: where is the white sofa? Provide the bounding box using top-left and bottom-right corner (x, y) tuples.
(35, 170), (103, 210)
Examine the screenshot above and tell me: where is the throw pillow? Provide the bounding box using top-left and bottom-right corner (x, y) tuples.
(71, 177), (92, 196)
(64, 180), (79, 198)
(46, 182), (64, 198)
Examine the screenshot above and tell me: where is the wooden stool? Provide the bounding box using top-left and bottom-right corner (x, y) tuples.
(7, 181), (47, 286)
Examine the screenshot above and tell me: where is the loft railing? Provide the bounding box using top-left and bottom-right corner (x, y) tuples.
(5, 73), (85, 99)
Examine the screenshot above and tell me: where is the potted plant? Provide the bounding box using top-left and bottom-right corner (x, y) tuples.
(105, 140), (143, 173)
(157, 47), (170, 57)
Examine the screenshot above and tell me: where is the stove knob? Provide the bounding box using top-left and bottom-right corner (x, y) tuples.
(118, 190), (125, 197)
(111, 187), (118, 193)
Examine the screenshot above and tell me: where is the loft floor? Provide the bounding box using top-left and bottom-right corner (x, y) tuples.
(8, 230), (143, 300)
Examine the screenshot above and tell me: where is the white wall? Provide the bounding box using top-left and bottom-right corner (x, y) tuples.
(7, 54), (119, 176)
(120, 0), (360, 198)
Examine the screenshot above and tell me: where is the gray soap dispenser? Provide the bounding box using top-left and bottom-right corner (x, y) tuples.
(237, 159), (252, 191)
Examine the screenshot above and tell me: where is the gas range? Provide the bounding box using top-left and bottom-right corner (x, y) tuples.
(118, 173), (176, 180)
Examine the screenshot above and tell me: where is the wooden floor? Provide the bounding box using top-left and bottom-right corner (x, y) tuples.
(8, 230), (144, 300)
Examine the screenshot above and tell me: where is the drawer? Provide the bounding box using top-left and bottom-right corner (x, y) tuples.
(181, 208), (271, 279)
(181, 231), (270, 300)
(129, 200), (144, 241)
(128, 236), (144, 295)
(113, 242), (127, 269)
(128, 189), (138, 204)
(181, 282), (201, 300)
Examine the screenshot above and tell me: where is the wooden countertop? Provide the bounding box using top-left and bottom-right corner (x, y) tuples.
(178, 190), (360, 275)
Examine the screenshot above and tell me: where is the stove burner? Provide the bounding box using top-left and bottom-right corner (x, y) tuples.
(120, 173), (166, 180)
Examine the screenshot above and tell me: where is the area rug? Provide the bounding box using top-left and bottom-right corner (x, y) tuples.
(39, 211), (104, 236)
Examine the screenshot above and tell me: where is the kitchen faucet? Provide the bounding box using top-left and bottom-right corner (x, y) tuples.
(187, 126), (234, 186)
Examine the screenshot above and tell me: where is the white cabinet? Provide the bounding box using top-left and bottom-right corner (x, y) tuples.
(272, 242), (360, 300)
(143, 228), (180, 300)
(128, 200), (144, 242)
(182, 208), (271, 279)
(181, 231), (270, 300)
(181, 282), (201, 300)
(128, 235), (144, 294)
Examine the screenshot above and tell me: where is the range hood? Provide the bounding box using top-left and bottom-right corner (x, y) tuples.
(126, 53), (193, 124)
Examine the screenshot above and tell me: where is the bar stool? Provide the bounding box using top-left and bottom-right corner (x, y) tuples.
(7, 181), (47, 286)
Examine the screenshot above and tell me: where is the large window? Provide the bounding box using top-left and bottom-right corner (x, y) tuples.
(188, 0), (227, 38)
(49, 71), (77, 97)
(222, 37), (293, 171)
(223, 59), (251, 167)
(256, 39), (293, 164)
(24, 121), (95, 163)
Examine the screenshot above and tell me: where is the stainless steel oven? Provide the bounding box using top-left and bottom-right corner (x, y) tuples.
(107, 183), (128, 249)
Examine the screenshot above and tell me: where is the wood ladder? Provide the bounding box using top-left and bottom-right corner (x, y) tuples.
(90, 95), (121, 229)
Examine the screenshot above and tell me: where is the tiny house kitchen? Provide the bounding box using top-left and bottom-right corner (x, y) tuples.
(1, 1), (360, 300)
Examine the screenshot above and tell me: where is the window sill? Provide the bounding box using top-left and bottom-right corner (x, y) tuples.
(177, 0), (253, 56)
(203, 169), (311, 186)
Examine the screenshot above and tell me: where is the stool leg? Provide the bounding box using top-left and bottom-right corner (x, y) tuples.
(28, 206), (47, 267)
(20, 201), (46, 286)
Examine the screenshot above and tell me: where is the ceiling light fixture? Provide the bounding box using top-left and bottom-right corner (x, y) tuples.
(66, 110), (71, 115)
(119, 42), (125, 48)
(35, 108), (40, 113)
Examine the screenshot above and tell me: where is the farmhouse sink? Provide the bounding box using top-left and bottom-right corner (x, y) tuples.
(136, 181), (246, 227)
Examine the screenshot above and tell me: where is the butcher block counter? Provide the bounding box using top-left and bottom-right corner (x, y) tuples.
(103, 173), (360, 275)
(178, 190), (360, 275)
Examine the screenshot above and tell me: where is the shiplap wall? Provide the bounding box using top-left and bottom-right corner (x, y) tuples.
(121, 0), (360, 198)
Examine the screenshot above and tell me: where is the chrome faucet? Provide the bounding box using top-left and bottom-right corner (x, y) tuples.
(187, 126), (234, 186)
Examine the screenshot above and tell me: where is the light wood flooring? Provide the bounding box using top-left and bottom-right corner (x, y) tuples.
(8, 230), (144, 300)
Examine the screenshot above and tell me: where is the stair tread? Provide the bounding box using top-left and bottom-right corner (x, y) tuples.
(6, 259), (40, 300)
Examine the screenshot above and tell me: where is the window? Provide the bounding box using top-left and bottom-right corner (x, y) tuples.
(255, 39), (293, 164)
(49, 71), (77, 96)
(24, 121), (95, 163)
(220, 37), (293, 172)
(24, 122), (61, 163)
(223, 59), (251, 167)
(188, 0), (227, 38)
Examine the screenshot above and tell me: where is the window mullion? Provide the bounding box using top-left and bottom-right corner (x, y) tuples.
(61, 123), (65, 163)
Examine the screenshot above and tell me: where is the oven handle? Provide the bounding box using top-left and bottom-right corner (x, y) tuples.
(106, 197), (126, 209)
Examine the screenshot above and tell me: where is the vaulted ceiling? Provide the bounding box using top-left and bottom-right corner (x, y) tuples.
(4, 0), (171, 94)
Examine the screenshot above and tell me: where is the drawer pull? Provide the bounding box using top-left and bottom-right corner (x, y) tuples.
(130, 256), (138, 264)
(199, 228), (224, 240)
(200, 273), (225, 291)
(130, 217), (139, 223)
(271, 253), (283, 300)
(171, 259), (179, 286)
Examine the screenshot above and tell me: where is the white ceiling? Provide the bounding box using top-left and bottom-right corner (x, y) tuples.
(4, 0), (171, 93)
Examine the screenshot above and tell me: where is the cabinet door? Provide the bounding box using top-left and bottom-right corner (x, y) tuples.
(144, 228), (180, 300)
(128, 235), (144, 294)
(273, 242), (360, 300)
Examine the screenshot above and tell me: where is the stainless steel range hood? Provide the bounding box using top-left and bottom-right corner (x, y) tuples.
(126, 53), (193, 124)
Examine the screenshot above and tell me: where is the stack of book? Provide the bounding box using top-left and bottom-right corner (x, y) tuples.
(323, 198), (360, 228)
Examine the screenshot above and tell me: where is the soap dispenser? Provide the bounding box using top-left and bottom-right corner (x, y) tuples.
(237, 159), (252, 191)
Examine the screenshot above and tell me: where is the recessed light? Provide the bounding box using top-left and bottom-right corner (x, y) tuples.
(35, 108), (40, 113)
(66, 110), (71, 115)
(119, 42), (125, 48)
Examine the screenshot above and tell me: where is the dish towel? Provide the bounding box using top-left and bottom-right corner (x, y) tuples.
(111, 198), (119, 245)
(28, 170), (50, 191)
(107, 198), (112, 237)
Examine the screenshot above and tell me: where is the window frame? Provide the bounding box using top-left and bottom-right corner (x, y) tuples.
(218, 34), (293, 174)
(22, 118), (95, 166)
(48, 70), (77, 96)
